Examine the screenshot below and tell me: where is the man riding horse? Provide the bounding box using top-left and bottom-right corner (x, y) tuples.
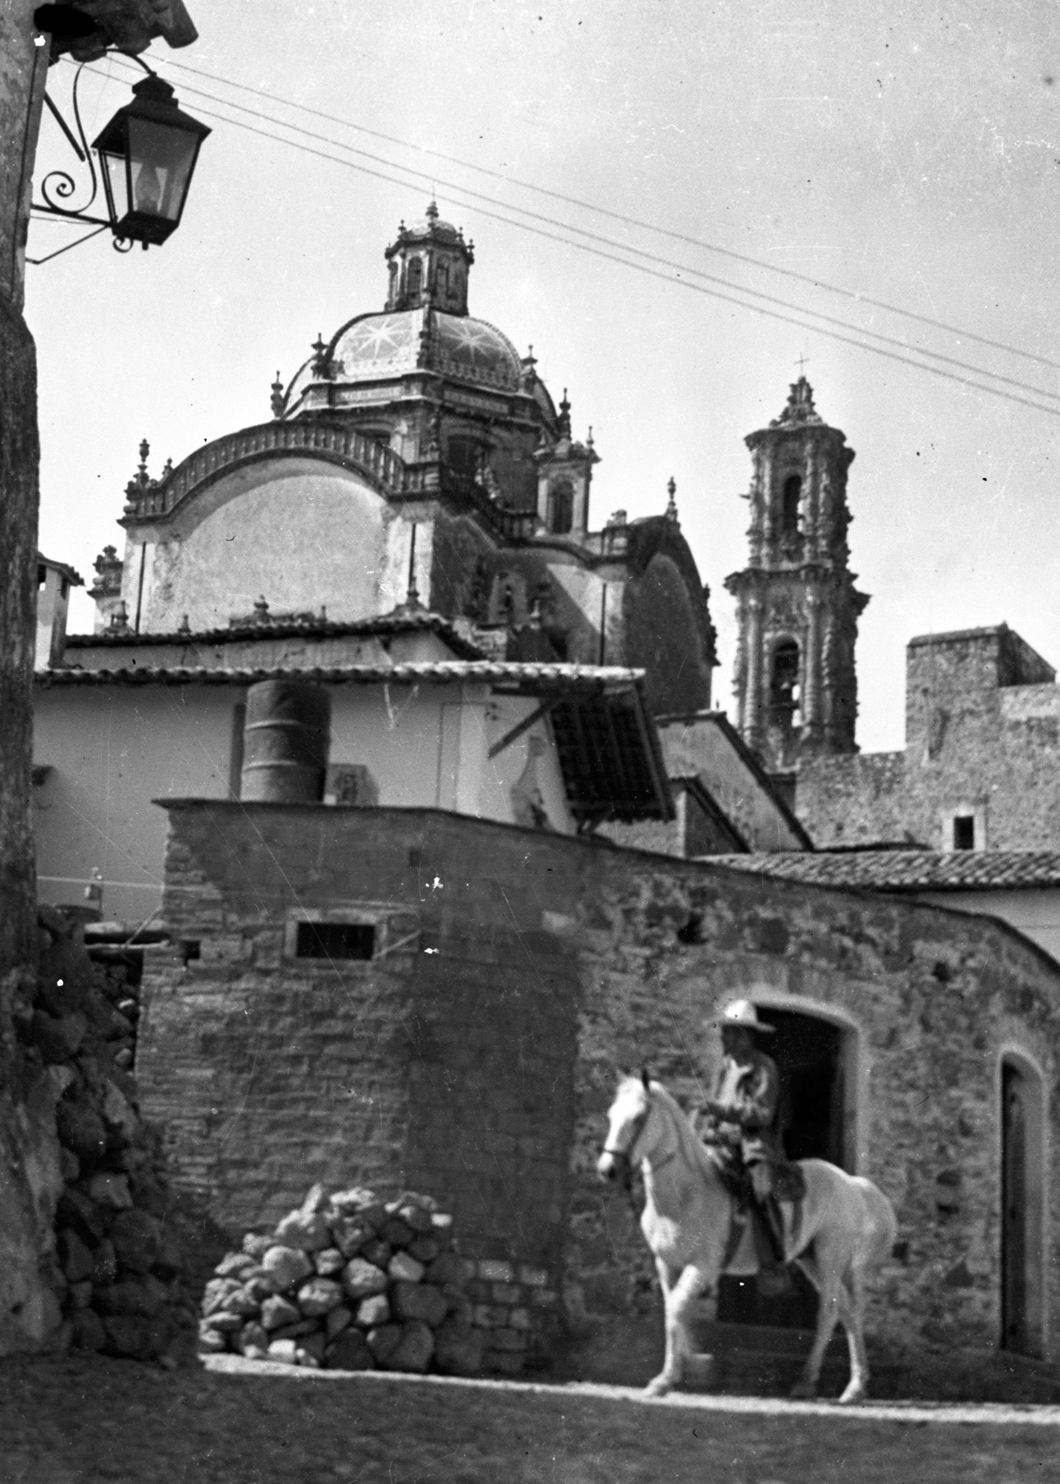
(697, 999), (793, 1297)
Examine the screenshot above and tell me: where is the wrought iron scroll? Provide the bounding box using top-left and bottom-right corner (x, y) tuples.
(31, 61), (139, 256)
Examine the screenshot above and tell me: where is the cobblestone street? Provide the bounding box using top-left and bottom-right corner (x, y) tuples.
(3, 1354), (1058, 1484)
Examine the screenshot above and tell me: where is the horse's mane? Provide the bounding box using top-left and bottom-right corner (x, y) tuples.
(619, 1076), (720, 1183)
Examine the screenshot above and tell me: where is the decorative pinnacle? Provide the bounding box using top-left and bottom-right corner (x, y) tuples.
(665, 476), (679, 522)
(270, 371), (284, 420)
(426, 200), (439, 224)
(772, 374), (822, 428)
(253, 595), (269, 621)
(558, 389), (571, 437)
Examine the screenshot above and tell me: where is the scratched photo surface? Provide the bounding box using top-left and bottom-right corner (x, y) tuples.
(10, 1), (1060, 1480)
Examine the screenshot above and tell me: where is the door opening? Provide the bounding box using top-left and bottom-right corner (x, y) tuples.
(1001, 1056), (1044, 1357)
(717, 1007), (852, 1329)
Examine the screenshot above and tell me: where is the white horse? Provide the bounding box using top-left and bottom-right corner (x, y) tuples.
(598, 1073), (897, 1403)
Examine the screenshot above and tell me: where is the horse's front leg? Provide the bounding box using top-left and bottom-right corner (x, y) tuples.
(646, 1260), (710, 1397)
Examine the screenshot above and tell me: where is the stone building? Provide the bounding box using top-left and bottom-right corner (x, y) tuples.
(137, 802), (1060, 1379)
(797, 623), (1060, 853)
(725, 381), (1060, 875)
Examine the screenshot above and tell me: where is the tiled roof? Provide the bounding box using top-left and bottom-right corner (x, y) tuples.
(712, 850), (1060, 891)
(38, 553), (83, 586)
(37, 660), (646, 691)
(64, 609), (483, 659)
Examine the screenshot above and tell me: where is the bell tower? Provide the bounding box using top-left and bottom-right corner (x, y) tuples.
(725, 377), (868, 772)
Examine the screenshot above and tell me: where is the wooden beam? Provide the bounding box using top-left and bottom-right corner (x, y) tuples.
(487, 699), (557, 759)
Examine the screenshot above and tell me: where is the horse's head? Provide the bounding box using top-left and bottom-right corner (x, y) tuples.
(597, 1069), (656, 1192)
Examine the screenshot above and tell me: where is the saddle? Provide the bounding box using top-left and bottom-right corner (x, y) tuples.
(704, 1146), (806, 1271)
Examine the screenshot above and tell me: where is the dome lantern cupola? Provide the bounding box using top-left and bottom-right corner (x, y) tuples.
(384, 200), (475, 317)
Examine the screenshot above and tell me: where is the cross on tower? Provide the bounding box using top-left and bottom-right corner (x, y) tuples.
(795, 352), (810, 377)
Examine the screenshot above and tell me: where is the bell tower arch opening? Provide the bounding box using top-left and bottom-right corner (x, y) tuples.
(780, 473), (801, 537)
(1000, 1052), (1046, 1357)
(769, 638), (801, 731)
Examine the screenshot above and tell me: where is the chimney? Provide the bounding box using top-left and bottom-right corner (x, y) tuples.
(35, 554), (83, 669)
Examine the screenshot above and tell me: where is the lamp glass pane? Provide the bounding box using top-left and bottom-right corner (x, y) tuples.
(99, 147), (131, 224)
(126, 118), (198, 223)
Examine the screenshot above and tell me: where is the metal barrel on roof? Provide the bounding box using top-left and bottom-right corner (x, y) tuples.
(240, 680), (331, 803)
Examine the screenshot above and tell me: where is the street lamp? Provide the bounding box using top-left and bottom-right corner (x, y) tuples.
(31, 63), (211, 258)
(93, 73), (211, 247)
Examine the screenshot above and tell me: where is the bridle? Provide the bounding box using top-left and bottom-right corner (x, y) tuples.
(602, 1089), (678, 1196)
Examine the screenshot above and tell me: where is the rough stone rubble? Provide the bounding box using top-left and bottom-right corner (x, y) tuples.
(27, 908), (195, 1361)
(199, 1183), (555, 1376)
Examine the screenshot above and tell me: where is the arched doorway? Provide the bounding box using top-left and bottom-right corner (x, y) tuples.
(1001, 1055), (1045, 1357)
(717, 1004), (856, 1328)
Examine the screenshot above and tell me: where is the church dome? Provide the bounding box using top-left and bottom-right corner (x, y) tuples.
(285, 306), (525, 409)
(279, 204), (527, 414)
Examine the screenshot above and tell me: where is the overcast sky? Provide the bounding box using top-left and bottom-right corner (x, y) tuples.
(26, 0), (1060, 755)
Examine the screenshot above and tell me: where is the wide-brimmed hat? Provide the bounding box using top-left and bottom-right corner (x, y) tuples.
(716, 999), (775, 1033)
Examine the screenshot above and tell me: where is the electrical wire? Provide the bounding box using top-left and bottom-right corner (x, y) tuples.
(96, 59), (1060, 408)
(150, 94), (1060, 419)
(56, 57), (1060, 417)
(123, 51), (1060, 380)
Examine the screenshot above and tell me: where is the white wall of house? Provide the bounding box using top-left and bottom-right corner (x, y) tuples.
(33, 678), (574, 923)
(33, 684), (237, 924)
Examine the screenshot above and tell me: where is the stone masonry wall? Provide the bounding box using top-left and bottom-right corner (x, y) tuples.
(138, 803), (1060, 1376)
(797, 627), (1060, 850)
(566, 850), (1060, 1369)
(137, 802), (579, 1276)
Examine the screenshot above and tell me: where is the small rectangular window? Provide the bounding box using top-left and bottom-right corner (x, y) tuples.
(953, 815), (975, 851)
(295, 921), (375, 960)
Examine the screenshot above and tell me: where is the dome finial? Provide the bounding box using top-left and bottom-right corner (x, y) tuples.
(426, 199), (439, 224)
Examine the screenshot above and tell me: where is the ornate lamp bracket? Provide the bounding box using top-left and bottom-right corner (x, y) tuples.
(30, 58), (148, 262)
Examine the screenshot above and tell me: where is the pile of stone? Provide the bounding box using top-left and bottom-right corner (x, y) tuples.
(23, 907), (194, 1361)
(200, 1185), (490, 1375)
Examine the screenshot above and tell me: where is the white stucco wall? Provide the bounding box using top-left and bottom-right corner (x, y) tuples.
(34, 678), (575, 924)
(327, 683), (574, 831)
(33, 684), (237, 924)
(126, 460), (410, 632)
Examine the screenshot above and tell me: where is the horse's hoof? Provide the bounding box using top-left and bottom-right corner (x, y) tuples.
(645, 1375), (672, 1397)
(789, 1379), (816, 1401)
(838, 1382), (866, 1405)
